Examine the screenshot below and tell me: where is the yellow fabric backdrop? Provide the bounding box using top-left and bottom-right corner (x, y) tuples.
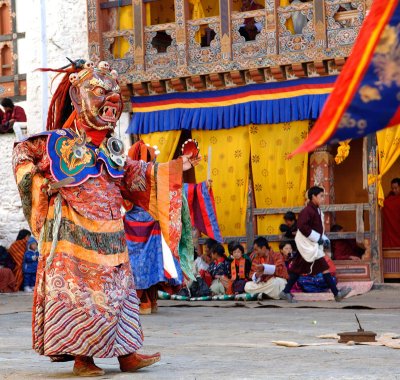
(369, 125), (400, 207)
(113, 6), (132, 59)
(140, 131), (182, 163)
(249, 121), (309, 237)
(192, 127), (250, 237)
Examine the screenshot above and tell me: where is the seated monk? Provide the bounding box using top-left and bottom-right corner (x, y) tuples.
(0, 247), (17, 293)
(244, 237), (288, 299)
(382, 178), (400, 248)
(331, 224), (365, 261)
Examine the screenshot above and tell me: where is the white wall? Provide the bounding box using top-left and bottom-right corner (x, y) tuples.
(0, 0), (90, 246)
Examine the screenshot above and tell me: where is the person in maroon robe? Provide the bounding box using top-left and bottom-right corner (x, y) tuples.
(0, 98), (27, 134)
(331, 224), (365, 260)
(279, 186), (351, 303)
(382, 178), (400, 248)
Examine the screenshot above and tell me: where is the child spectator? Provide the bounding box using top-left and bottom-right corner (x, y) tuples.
(23, 237), (39, 292)
(228, 243), (251, 294)
(279, 241), (296, 268)
(208, 244), (230, 295)
(279, 211), (298, 239)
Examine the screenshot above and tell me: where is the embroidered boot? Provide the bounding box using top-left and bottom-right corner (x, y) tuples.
(73, 356), (105, 377)
(118, 352), (161, 372)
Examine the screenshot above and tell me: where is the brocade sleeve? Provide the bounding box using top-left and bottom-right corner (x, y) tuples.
(12, 137), (50, 238)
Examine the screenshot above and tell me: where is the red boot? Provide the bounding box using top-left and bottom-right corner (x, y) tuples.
(118, 352), (161, 372)
(73, 356), (105, 377)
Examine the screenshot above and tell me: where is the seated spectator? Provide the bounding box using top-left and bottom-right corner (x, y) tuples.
(23, 237), (39, 292)
(244, 237), (288, 299)
(279, 241), (296, 268)
(0, 247), (17, 293)
(193, 248), (212, 276)
(228, 240), (251, 261)
(0, 245), (15, 271)
(8, 229), (31, 290)
(228, 243), (251, 294)
(382, 178), (400, 248)
(204, 238), (218, 257)
(296, 254), (337, 293)
(189, 247), (213, 296)
(207, 244), (231, 295)
(331, 224), (365, 261)
(279, 211), (298, 239)
(0, 98), (27, 140)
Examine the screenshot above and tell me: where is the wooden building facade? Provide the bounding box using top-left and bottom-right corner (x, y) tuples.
(86, 0), (400, 284)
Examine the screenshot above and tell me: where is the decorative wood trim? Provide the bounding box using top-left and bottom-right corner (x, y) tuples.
(219, 0), (232, 60)
(133, 0), (145, 71)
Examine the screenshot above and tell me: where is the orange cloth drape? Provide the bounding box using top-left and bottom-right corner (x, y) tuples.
(8, 239), (26, 290)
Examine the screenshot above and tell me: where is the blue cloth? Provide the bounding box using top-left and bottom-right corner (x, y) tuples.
(128, 77), (337, 134)
(297, 273), (337, 293)
(124, 206), (183, 290)
(24, 272), (36, 288)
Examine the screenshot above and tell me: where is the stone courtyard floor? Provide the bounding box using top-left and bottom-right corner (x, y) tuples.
(1, 287), (400, 379)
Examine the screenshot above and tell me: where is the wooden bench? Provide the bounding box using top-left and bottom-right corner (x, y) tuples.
(383, 248), (400, 279)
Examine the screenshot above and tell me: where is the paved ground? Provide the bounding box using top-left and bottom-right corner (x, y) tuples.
(1, 288), (400, 380)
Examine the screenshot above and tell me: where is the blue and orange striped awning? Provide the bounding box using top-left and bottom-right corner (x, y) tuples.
(128, 76), (337, 134)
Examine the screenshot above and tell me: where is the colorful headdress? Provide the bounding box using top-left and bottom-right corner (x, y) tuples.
(38, 59), (118, 131)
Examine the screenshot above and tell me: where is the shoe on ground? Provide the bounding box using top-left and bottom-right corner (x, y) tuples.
(279, 291), (297, 303)
(139, 306), (152, 315)
(24, 286), (33, 293)
(118, 352), (161, 372)
(334, 287), (352, 302)
(73, 357), (105, 377)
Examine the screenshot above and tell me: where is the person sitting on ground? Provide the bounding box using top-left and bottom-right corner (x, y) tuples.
(0, 98), (27, 139)
(244, 237), (288, 299)
(0, 245), (15, 271)
(296, 253), (338, 293)
(228, 240), (251, 261)
(279, 241), (296, 268)
(0, 246), (17, 293)
(382, 178), (400, 248)
(228, 243), (251, 294)
(330, 224), (365, 261)
(207, 244), (231, 295)
(23, 237), (39, 292)
(279, 186), (351, 303)
(279, 211), (298, 239)
(8, 229), (31, 291)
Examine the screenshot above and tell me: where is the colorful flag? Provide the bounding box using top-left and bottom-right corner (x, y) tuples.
(292, 0), (400, 155)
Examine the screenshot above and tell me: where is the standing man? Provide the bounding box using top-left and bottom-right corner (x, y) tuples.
(280, 186), (351, 303)
(244, 237), (288, 299)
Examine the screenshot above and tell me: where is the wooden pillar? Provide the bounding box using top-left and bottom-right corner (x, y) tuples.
(219, 0), (232, 61)
(367, 134), (383, 282)
(309, 145), (335, 232)
(132, 0), (146, 72)
(174, 0), (189, 67)
(87, 0), (105, 63)
(265, 0), (278, 55)
(313, 0), (327, 48)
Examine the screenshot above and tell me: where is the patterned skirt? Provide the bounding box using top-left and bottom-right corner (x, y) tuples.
(33, 200), (143, 358)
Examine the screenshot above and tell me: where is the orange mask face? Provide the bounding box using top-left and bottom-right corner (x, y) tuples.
(69, 63), (123, 131)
